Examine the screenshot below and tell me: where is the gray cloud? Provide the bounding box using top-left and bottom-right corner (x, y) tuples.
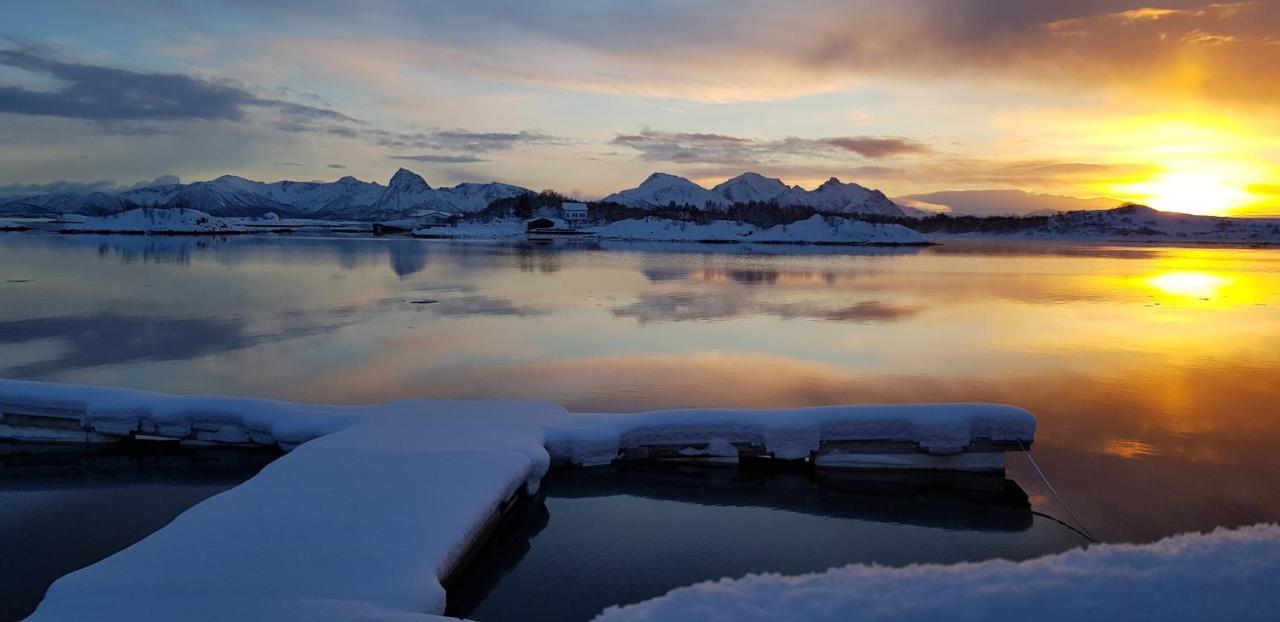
(0, 42), (355, 125)
(612, 129), (933, 165)
(0, 174), (180, 197)
(802, 137), (935, 158)
(390, 154), (489, 163)
(326, 163), (346, 169)
(127, 174), (180, 189)
(374, 129), (566, 152)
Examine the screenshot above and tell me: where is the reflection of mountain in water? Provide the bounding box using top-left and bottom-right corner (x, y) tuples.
(82, 235), (228, 265)
(387, 240), (429, 278)
(599, 240), (928, 257)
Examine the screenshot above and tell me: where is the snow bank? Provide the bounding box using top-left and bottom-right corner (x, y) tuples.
(59, 207), (248, 234)
(595, 215), (925, 245)
(594, 523), (1280, 622)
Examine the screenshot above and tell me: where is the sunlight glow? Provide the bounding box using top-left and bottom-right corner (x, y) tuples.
(1148, 271), (1233, 299)
(1125, 170), (1253, 216)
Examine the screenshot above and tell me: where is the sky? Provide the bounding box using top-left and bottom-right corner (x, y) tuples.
(0, 0), (1278, 216)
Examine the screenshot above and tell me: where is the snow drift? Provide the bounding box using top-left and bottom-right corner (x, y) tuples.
(593, 523), (1280, 622)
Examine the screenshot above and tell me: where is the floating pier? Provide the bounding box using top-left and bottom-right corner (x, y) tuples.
(2, 379), (1035, 621)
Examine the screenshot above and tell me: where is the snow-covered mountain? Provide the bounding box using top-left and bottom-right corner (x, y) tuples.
(0, 169), (533, 221)
(604, 172), (906, 217)
(710, 172), (791, 205)
(776, 177), (904, 216)
(3, 168), (908, 220)
(601, 173), (722, 210)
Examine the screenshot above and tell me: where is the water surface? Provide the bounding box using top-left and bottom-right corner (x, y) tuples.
(1, 232), (1278, 550)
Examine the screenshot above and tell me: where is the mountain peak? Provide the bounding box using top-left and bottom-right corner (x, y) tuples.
(819, 177), (843, 188)
(712, 172), (789, 204)
(388, 168), (430, 192)
(641, 172), (695, 187)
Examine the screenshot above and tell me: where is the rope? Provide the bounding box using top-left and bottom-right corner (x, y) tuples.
(1017, 440), (1099, 544)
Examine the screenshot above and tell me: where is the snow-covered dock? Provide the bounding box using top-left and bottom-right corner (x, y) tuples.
(0, 380), (1035, 471)
(6, 379), (1277, 621)
(2, 379), (1038, 620)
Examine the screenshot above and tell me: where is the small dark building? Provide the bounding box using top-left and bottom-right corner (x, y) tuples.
(526, 217), (556, 231)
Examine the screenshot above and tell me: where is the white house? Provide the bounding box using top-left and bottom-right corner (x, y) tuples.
(560, 202), (589, 225)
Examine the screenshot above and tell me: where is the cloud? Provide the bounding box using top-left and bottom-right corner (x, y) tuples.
(0, 174), (180, 197)
(260, 1), (1280, 106)
(378, 129), (566, 152)
(390, 154), (488, 163)
(127, 174), (180, 189)
(326, 163), (346, 169)
(0, 178), (118, 197)
(0, 42), (355, 125)
(611, 129), (933, 166)
(803, 137), (935, 158)
(899, 189), (1121, 216)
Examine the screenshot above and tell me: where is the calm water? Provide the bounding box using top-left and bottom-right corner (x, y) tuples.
(448, 465), (1083, 622)
(2, 232), (1279, 617)
(0, 445), (273, 620)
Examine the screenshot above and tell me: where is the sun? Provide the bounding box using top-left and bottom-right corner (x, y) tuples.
(1124, 171), (1251, 216)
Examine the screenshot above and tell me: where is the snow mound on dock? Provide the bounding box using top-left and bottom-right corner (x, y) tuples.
(595, 215), (925, 245)
(59, 207), (247, 234)
(546, 403), (1034, 466)
(593, 523), (1280, 622)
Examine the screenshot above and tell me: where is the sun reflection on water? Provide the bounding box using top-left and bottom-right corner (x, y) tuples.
(1147, 271), (1234, 299)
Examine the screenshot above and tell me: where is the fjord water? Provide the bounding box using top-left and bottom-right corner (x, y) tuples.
(2, 232), (1278, 618)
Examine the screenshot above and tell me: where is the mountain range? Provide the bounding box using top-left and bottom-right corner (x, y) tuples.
(0, 169), (531, 221)
(0, 169), (909, 220)
(601, 172), (906, 216)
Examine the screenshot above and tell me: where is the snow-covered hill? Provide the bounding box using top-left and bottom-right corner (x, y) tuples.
(604, 172), (906, 217)
(1, 169), (533, 221)
(1043, 204), (1280, 242)
(59, 208), (248, 234)
(919, 204), (1280, 244)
